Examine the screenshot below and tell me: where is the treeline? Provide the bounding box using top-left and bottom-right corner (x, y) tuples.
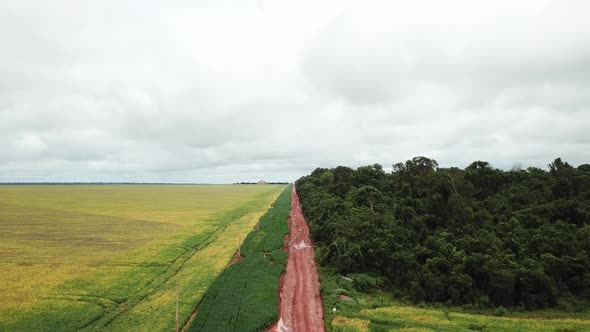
(296, 157), (590, 309)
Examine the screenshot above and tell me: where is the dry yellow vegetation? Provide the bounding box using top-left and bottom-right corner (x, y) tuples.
(331, 305), (590, 332)
(331, 316), (370, 332)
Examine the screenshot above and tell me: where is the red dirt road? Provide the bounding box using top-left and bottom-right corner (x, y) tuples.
(272, 186), (325, 332)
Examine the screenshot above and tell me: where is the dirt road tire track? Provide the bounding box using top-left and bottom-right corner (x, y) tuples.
(272, 186), (324, 332)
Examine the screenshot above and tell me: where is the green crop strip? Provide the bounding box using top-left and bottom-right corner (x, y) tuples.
(188, 185), (292, 332)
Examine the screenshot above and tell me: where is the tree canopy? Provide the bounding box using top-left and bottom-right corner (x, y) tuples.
(296, 157), (590, 309)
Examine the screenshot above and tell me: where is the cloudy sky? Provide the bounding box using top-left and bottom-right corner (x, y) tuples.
(1, 1), (589, 183)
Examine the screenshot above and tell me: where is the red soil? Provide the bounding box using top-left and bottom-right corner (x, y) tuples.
(270, 186), (325, 332)
(265, 272), (285, 332)
(228, 250), (243, 266)
(180, 305), (200, 332)
(266, 221), (291, 332)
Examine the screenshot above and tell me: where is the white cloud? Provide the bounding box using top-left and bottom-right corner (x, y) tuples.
(1, 0), (589, 182)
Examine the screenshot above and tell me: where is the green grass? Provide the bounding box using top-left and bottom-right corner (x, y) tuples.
(0, 184), (287, 331)
(319, 270), (590, 332)
(350, 306), (590, 332)
(188, 185), (292, 332)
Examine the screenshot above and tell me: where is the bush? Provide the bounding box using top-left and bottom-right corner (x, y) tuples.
(477, 295), (490, 308)
(351, 274), (382, 292)
(332, 288), (350, 296)
(494, 306), (508, 317)
(468, 323), (489, 331)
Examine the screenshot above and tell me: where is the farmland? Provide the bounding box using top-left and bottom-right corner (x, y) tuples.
(0, 184), (287, 331)
(189, 185), (291, 331)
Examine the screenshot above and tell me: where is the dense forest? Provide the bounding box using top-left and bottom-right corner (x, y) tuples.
(296, 157), (590, 309)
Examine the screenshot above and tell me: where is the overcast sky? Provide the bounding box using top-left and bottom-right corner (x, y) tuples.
(1, 1), (589, 183)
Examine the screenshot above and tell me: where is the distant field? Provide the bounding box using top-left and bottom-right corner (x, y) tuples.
(0, 184), (286, 331)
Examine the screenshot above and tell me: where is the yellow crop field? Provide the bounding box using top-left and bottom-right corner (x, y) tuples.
(331, 305), (590, 332)
(0, 184), (287, 331)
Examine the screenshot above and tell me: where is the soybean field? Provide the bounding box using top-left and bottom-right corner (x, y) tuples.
(188, 185), (291, 332)
(0, 184), (286, 331)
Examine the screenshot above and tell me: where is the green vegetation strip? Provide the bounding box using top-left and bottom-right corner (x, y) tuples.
(331, 306), (590, 332)
(188, 185), (292, 332)
(321, 271), (590, 332)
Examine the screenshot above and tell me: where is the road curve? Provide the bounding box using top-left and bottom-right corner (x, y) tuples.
(273, 185), (324, 332)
